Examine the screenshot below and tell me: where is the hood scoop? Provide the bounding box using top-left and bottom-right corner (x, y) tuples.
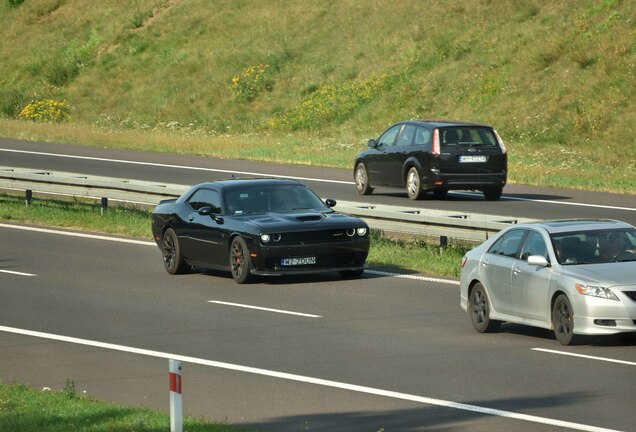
(295, 214), (322, 222)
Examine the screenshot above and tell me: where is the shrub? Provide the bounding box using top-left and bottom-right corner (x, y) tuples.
(19, 99), (71, 122)
(267, 74), (388, 130)
(228, 64), (273, 102)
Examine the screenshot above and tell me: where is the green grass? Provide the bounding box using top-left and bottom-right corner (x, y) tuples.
(0, 193), (469, 278)
(0, 381), (249, 432)
(0, 0), (634, 194)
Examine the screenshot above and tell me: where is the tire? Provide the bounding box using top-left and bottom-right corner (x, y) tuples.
(483, 186), (503, 201)
(433, 188), (448, 200)
(552, 294), (577, 345)
(406, 167), (425, 200)
(162, 228), (189, 275)
(354, 163), (373, 195)
(339, 269), (364, 279)
(469, 282), (501, 333)
(229, 236), (252, 284)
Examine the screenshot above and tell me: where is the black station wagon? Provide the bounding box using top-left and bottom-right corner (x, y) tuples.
(354, 120), (508, 200)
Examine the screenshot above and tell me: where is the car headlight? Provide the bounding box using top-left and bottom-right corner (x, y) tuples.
(260, 234), (271, 243)
(575, 284), (619, 301)
(356, 227), (367, 236)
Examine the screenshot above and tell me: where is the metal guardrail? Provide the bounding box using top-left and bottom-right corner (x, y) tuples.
(0, 166), (538, 242)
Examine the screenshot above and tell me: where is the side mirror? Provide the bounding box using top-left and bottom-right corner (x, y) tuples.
(198, 206), (212, 216)
(368, 139), (378, 148)
(325, 198), (337, 208)
(527, 255), (549, 267)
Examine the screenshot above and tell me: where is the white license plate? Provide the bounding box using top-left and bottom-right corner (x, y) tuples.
(459, 155), (487, 163)
(281, 257), (316, 266)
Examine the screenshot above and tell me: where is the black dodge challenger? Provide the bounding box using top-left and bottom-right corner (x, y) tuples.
(151, 178), (370, 283)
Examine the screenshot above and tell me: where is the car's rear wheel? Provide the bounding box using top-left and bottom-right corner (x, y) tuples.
(339, 269), (364, 279)
(482, 186), (503, 201)
(552, 294), (577, 345)
(229, 236), (252, 284)
(354, 163), (373, 195)
(469, 283), (501, 333)
(406, 167), (425, 200)
(162, 228), (189, 275)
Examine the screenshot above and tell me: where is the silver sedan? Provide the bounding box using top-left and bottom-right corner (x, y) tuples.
(460, 219), (636, 345)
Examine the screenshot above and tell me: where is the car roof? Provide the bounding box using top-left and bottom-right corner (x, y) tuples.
(514, 219), (634, 234)
(398, 120), (493, 128)
(193, 178), (303, 190)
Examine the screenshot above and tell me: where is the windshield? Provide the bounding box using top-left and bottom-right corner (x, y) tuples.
(225, 184), (327, 215)
(551, 228), (636, 265)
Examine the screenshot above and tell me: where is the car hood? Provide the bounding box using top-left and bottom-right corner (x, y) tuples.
(561, 261), (636, 287)
(240, 211), (365, 231)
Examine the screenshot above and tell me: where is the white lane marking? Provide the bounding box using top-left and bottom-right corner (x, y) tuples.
(0, 325), (622, 432)
(0, 223), (154, 246)
(0, 148), (353, 185)
(452, 191), (636, 212)
(367, 269), (460, 285)
(0, 269), (36, 277)
(532, 348), (636, 367)
(209, 300), (322, 318)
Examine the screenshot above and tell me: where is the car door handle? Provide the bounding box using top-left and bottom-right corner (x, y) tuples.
(513, 266), (521, 274)
(188, 215), (195, 222)
(482, 259), (489, 266)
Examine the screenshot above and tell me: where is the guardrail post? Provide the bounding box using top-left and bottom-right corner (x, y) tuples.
(169, 359), (183, 432)
(100, 197), (108, 215)
(440, 235), (448, 249)
(25, 189), (32, 207)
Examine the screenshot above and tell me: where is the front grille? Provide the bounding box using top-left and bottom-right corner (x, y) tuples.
(265, 252), (366, 270)
(623, 291), (636, 302)
(276, 229), (359, 245)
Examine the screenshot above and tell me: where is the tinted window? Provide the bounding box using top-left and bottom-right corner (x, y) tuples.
(414, 126), (431, 147)
(378, 125), (401, 147)
(488, 229), (525, 258)
(187, 188), (222, 213)
(397, 125), (416, 146)
(225, 184), (326, 214)
(441, 127), (499, 147)
(519, 231), (548, 260)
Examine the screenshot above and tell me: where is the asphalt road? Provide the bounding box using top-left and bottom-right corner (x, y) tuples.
(1, 138), (636, 431)
(1, 138), (635, 226)
(1, 224), (635, 432)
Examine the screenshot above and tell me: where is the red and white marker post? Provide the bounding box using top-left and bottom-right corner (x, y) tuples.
(169, 359), (183, 432)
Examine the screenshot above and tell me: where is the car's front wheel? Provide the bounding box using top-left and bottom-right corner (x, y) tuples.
(406, 167), (425, 200)
(162, 228), (189, 275)
(354, 163), (373, 195)
(469, 282), (501, 333)
(552, 294), (577, 345)
(229, 236), (252, 284)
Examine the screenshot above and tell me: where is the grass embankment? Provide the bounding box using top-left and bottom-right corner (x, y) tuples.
(0, 194), (469, 277)
(0, 381), (248, 432)
(1, 1), (634, 194)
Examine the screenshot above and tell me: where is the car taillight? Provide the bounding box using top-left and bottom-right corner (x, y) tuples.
(433, 128), (440, 157)
(494, 129), (507, 154)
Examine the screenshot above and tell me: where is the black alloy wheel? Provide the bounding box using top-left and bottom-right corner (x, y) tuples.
(355, 162), (374, 195)
(552, 294), (577, 345)
(229, 236), (252, 284)
(162, 228), (189, 275)
(469, 283), (501, 333)
(406, 167), (425, 200)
